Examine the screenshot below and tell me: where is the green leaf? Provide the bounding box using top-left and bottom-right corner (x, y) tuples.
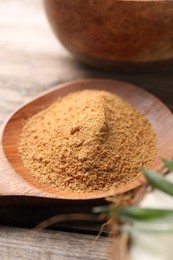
(162, 158), (173, 172)
(93, 205), (173, 222)
(122, 223), (173, 234)
(92, 205), (119, 216)
(92, 206), (110, 214)
(142, 168), (173, 197)
(119, 207), (173, 222)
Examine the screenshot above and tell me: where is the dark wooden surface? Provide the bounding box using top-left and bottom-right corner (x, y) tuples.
(1, 0), (173, 259)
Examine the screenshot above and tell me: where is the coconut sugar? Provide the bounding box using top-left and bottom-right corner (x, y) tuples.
(19, 90), (156, 192)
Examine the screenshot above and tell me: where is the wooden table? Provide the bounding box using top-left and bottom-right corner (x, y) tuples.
(0, 0), (173, 259)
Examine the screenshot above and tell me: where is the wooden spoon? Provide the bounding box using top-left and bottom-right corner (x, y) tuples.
(1, 79), (173, 205)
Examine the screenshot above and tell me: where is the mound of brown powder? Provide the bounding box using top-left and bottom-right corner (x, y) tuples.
(19, 90), (156, 192)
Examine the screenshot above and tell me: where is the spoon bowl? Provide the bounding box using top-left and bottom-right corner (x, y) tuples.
(1, 79), (173, 204)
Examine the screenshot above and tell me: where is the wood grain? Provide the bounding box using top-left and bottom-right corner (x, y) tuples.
(0, 1), (173, 259)
(0, 226), (110, 260)
(44, 0), (173, 70)
(0, 0), (173, 127)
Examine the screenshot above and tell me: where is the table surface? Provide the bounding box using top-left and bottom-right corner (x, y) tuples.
(1, 0), (173, 259)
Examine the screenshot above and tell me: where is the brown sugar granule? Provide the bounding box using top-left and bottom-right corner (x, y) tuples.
(19, 90), (156, 192)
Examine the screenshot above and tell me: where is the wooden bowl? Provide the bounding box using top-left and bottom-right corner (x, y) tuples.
(43, 0), (173, 70)
(1, 79), (173, 204)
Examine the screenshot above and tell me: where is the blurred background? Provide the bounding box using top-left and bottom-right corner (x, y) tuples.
(1, 0), (173, 126)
